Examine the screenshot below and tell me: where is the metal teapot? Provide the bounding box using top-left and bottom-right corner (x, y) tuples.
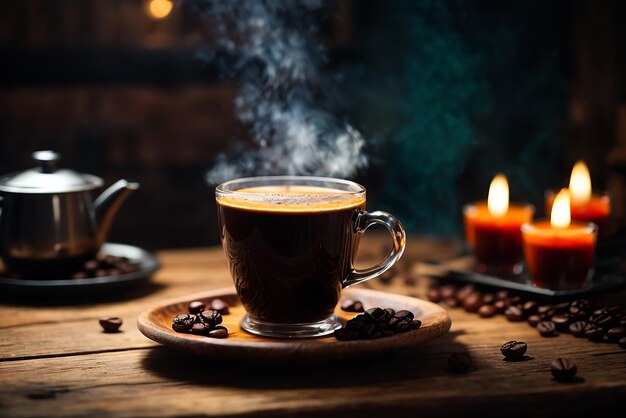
(0, 151), (139, 276)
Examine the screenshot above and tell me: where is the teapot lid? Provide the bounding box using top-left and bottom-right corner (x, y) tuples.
(0, 151), (104, 194)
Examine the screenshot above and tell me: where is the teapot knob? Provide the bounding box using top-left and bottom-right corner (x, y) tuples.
(32, 150), (60, 173)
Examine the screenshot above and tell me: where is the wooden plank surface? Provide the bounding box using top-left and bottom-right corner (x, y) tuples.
(1, 237), (625, 417)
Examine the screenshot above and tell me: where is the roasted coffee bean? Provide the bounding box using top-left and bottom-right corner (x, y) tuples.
(550, 358), (577, 381)
(394, 318), (411, 333)
(210, 299), (230, 315)
(510, 295), (522, 305)
(463, 293), (484, 313)
(118, 262), (140, 274)
(478, 304), (497, 318)
(495, 290), (509, 301)
(527, 315), (542, 327)
(394, 310), (415, 321)
(537, 321), (558, 337)
(188, 301), (206, 315)
(590, 310), (617, 330)
(191, 322), (210, 335)
(620, 317), (626, 327)
(207, 326), (229, 339)
(619, 337), (626, 349)
(569, 321), (587, 338)
(381, 329), (395, 337)
(522, 301), (539, 316)
(606, 327), (625, 342)
(500, 341), (527, 359)
(384, 308), (395, 318)
(440, 285), (457, 300)
(341, 299), (365, 313)
(72, 272), (88, 280)
(551, 314), (572, 332)
(334, 327), (359, 341)
(494, 299), (510, 314)
(198, 309), (222, 327)
(427, 288), (442, 303)
(505, 305), (524, 322)
(94, 269), (108, 277)
(607, 305), (622, 317)
(538, 305), (555, 319)
(365, 307), (387, 321)
(570, 299), (593, 315)
(172, 314), (195, 332)
(482, 293), (495, 305)
(584, 326), (605, 342)
(99, 317), (122, 332)
(448, 353), (472, 373)
(443, 298), (460, 308)
(455, 284), (476, 303)
(409, 319), (422, 330)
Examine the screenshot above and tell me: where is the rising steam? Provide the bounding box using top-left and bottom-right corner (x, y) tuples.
(186, 0), (368, 183)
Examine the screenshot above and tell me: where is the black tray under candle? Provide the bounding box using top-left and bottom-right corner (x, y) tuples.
(426, 229), (626, 303)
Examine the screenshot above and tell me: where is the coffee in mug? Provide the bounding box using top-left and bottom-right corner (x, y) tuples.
(216, 176), (405, 338)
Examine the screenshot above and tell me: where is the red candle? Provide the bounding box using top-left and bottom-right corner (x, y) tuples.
(545, 161), (611, 238)
(523, 189), (597, 290)
(463, 174), (534, 275)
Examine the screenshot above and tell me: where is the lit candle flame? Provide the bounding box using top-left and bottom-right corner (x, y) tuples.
(551, 188), (571, 228)
(569, 160), (591, 206)
(149, 0), (173, 19)
(487, 173), (509, 218)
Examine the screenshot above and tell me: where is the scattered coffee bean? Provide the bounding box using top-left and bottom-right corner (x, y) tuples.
(448, 353), (472, 373)
(455, 284), (476, 303)
(590, 309), (617, 330)
(500, 341), (527, 359)
(191, 322), (210, 335)
(550, 358), (577, 381)
(551, 314), (572, 332)
(527, 315), (542, 327)
(440, 285), (457, 300)
(99, 317), (122, 333)
(495, 290), (509, 300)
(198, 309), (223, 327)
(341, 298), (365, 313)
(72, 272), (87, 280)
(494, 299), (510, 314)
(188, 301), (206, 315)
(537, 321), (558, 337)
(607, 326), (625, 342)
(208, 326), (229, 339)
(84, 260), (99, 272)
(510, 295), (522, 305)
(394, 310), (415, 321)
(335, 307), (419, 340)
(522, 301), (539, 316)
(478, 304), (497, 318)
(569, 321), (587, 338)
(71, 256), (140, 280)
(482, 293), (495, 305)
(427, 288), (442, 303)
(172, 314), (195, 332)
(619, 337), (626, 349)
(570, 299), (593, 316)
(584, 326), (604, 342)
(538, 305), (555, 320)
(210, 299), (230, 315)
(463, 293), (484, 313)
(505, 305), (524, 322)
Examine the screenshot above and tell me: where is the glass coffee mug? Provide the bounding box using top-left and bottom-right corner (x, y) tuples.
(215, 176), (406, 338)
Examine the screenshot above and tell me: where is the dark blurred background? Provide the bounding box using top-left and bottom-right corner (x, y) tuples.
(1, 0), (625, 250)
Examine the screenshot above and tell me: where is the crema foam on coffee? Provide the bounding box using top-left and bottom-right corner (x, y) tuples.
(216, 185), (365, 212)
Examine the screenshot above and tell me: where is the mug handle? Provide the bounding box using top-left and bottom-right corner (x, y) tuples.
(342, 210), (406, 288)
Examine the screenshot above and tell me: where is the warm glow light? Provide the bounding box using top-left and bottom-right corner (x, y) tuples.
(569, 160), (592, 206)
(487, 173), (509, 217)
(551, 188), (571, 228)
(149, 0), (173, 19)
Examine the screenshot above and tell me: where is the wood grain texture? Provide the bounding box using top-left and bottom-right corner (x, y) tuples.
(137, 287), (450, 361)
(1, 237), (625, 417)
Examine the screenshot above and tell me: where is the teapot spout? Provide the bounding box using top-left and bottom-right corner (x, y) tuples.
(94, 179), (140, 246)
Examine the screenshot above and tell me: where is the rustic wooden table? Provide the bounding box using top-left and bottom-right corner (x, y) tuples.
(1, 238), (625, 417)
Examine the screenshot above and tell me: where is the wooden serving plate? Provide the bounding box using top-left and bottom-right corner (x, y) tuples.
(137, 287), (451, 361)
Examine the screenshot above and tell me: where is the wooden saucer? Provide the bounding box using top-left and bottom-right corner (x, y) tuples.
(137, 287), (451, 361)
